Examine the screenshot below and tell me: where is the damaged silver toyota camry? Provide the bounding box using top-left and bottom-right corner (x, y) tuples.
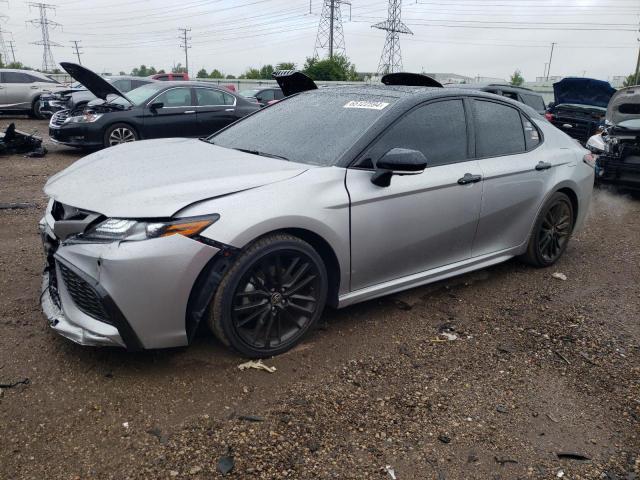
(40, 72), (594, 357)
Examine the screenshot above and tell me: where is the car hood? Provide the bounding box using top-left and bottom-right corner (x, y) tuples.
(44, 138), (310, 218)
(553, 77), (616, 109)
(606, 86), (640, 125)
(60, 62), (131, 104)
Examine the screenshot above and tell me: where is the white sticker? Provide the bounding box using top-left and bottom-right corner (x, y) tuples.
(343, 100), (389, 110)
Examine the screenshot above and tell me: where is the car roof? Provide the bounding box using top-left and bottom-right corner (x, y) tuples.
(0, 69), (52, 79)
(153, 80), (236, 89)
(447, 82), (538, 94)
(107, 75), (153, 81)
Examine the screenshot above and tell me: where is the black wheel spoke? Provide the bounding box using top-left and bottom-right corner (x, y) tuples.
(235, 290), (269, 298)
(286, 274), (317, 297)
(250, 309), (270, 343)
(289, 294), (317, 303)
(236, 305), (269, 328)
(287, 302), (315, 315)
(284, 262), (309, 289)
(233, 300), (268, 313)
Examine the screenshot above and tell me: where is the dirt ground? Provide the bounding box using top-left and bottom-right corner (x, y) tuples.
(0, 117), (638, 480)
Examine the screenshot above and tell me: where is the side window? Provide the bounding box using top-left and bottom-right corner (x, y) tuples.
(111, 79), (132, 92)
(259, 90), (275, 102)
(155, 75), (169, 81)
(132, 79), (150, 89)
(274, 89), (284, 100)
(3, 72), (33, 83)
(473, 100), (526, 157)
(196, 89), (235, 106)
(522, 116), (541, 149)
(520, 93), (546, 112)
(501, 91), (518, 101)
(155, 88), (193, 107)
(362, 99), (468, 168)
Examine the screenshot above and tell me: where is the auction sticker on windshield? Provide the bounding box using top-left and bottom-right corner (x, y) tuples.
(343, 100), (389, 110)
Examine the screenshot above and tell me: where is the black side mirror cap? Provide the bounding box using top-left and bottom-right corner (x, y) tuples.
(149, 102), (164, 110)
(371, 148), (427, 187)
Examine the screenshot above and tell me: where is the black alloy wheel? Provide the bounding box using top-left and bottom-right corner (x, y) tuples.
(209, 234), (328, 357)
(521, 192), (574, 267)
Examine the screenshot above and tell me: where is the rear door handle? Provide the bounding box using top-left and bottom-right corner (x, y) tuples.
(225, 108), (235, 112)
(535, 161), (552, 171)
(457, 173), (482, 185)
(184, 110), (196, 114)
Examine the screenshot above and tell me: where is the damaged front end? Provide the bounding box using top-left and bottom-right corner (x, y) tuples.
(0, 123), (47, 157)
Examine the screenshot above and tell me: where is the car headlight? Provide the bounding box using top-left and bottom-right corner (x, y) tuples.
(77, 215), (219, 242)
(64, 112), (104, 124)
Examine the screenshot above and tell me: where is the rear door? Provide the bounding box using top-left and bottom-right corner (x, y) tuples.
(2, 72), (34, 109)
(143, 87), (197, 138)
(470, 98), (553, 256)
(194, 87), (238, 136)
(346, 98), (483, 290)
(0, 73), (5, 107)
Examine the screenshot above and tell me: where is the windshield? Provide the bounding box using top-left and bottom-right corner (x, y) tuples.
(209, 91), (396, 166)
(107, 83), (167, 106)
(239, 89), (260, 97)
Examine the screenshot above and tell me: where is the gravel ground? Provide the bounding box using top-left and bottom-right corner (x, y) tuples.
(0, 117), (638, 480)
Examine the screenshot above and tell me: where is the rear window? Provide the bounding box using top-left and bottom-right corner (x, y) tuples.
(473, 100), (526, 157)
(211, 92), (397, 166)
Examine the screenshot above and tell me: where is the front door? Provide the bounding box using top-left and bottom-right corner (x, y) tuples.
(143, 87), (197, 138)
(346, 99), (483, 291)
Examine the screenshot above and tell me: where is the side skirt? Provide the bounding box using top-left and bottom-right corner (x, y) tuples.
(337, 247), (521, 308)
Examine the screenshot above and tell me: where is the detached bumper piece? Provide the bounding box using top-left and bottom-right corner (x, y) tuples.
(0, 123), (47, 157)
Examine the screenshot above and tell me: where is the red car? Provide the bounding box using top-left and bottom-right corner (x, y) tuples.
(149, 72), (189, 81)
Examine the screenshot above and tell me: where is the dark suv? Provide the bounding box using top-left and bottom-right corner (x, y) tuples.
(447, 83), (546, 115)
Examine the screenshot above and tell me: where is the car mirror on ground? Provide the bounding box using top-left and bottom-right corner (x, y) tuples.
(371, 148), (427, 187)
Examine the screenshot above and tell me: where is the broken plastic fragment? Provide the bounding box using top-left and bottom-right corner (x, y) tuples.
(237, 360), (277, 373)
(552, 272), (567, 281)
(384, 465), (397, 479)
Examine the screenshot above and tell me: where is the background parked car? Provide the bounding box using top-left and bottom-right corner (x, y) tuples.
(40, 75), (156, 116)
(238, 87), (284, 106)
(150, 72), (189, 81)
(447, 83), (546, 114)
(49, 62), (259, 149)
(545, 77), (616, 144)
(0, 69), (68, 118)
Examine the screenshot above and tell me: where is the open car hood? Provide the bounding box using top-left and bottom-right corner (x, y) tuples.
(606, 86), (640, 125)
(553, 77), (615, 109)
(60, 62), (132, 104)
(272, 70), (318, 96)
(44, 138), (309, 218)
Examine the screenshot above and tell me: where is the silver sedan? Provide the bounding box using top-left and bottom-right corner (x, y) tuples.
(40, 82), (594, 357)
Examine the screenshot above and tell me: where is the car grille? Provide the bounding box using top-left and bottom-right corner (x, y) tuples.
(58, 262), (111, 324)
(50, 110), (70, 127)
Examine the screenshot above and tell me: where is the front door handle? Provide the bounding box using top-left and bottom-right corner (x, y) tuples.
(535, 161), (552, 171)
(457, 173), (482, 185)
(184, 110), (196, 114)
(225, 108), (235, 112)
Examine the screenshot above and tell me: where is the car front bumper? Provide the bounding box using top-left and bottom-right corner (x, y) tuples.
(39, 211), (219, 350)
(49, 124), (104, 148)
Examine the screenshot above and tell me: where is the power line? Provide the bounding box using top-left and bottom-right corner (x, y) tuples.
(178, 27), (191, 76)
(373, 0), (412, 75)
(27, 2), (61, 72)
(70, 39), (82, 64)
(314, 0), (351, 59)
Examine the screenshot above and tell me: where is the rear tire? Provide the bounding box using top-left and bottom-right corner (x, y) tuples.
(520, 192), (574, 267)
(208, 234), (328, 358)
(103, 123), (138, 148)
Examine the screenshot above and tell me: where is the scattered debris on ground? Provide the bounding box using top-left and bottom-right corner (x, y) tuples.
(237, 360), (277, 373)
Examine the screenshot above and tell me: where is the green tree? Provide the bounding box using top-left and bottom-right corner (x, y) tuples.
(623, 72), (639, 87)
(172, 63), (187, 74)
(196, 68), (208, 78)
(226, 74), (236, 79)
(239, 67), (261, 79)
(131, 65), (159, 77)
(302, 55), (359, 81)
(510, 69), (524, 86)
(276, 62), (296, 71)
(209, 69), (224, 78)
(259, 64), (274, 79)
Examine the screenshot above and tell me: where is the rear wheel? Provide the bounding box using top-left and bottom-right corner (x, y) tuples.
(521, 192), (574, 267)
(103, 123), (137, 148)
(209, 234), (328, 358)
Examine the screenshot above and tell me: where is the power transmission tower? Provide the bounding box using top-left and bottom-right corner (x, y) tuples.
(7, 40), (16, 63)
(71, 40), (82, 64)
(178, 27), (191, 76)
(372, 0), (412, 75)
(0, 26), (10, 65)
(313, 0), (351, 59)
(27, 2), (61, 72)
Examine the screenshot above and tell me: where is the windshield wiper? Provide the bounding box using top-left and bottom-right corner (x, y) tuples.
(232, 148), (290, 161)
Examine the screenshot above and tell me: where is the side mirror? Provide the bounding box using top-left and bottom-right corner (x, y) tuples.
(149, 101), (164, 111)
(371, 148), (427, 187)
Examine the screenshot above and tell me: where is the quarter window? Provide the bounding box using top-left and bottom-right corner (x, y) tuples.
(363, 99), (468, 168)
(473, 100), (526, 157)
(522, 116), (541, 149)
(520, 93), (546, 112)
(195, 88), (235, 106)
(155, 88), (193, 107)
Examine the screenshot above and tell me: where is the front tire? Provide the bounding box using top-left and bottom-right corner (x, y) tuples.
(30, 97), (46, 119)
(103, 123), (138, 148)
(521, 192), (574, 267)
(209, 234), (328, 358)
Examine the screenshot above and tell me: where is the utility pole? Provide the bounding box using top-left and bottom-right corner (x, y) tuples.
(27, 2), (61, 72)
(0, 25), (10, 65)
(71, 40), (82, 64)
(313, 0), (350, 59)
(635, 43), (640, 85)
(546, 42), (556, 81)
(178, 27), (191, 77)
(372, 0), (413, 75)
(543, 62), (549, 79)
(7, 40), (16, 63)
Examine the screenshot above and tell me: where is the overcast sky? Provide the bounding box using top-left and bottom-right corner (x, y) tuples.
(1, 0), (638, 81)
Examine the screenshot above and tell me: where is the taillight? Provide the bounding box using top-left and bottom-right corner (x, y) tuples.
(583, 153), (597, 168)
(544, 112), (554, 121)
